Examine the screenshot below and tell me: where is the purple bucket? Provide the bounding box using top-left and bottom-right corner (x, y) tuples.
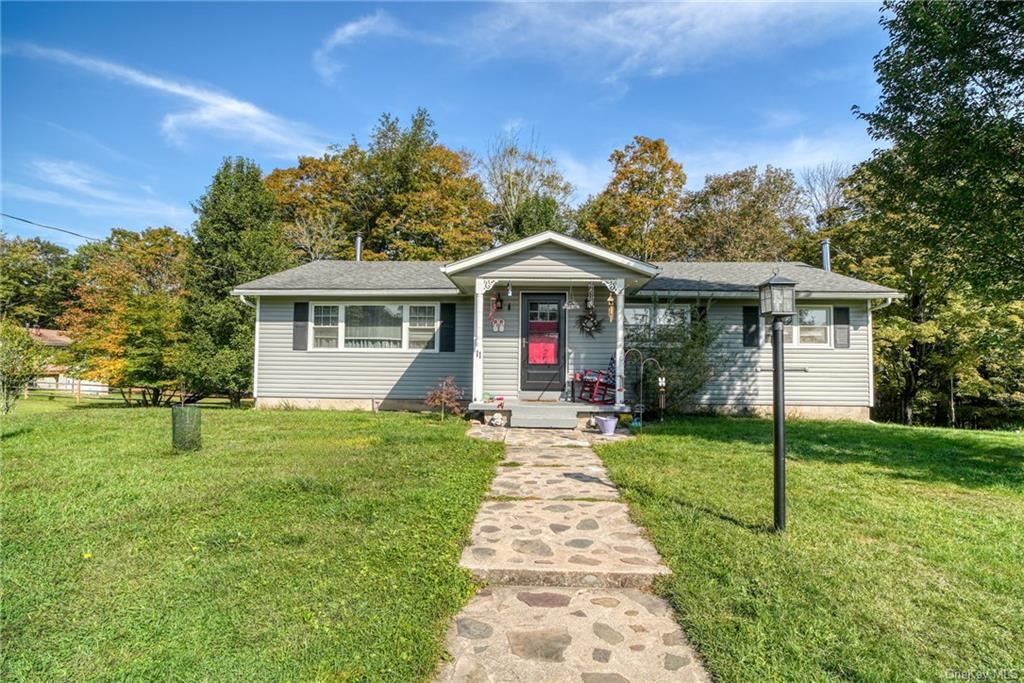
(595, 415), (618, 435)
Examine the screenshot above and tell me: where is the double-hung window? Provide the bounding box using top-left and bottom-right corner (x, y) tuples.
(312, 305), (340, 349)
(408, 305), (439, 350)
(763, 305), (831, 347)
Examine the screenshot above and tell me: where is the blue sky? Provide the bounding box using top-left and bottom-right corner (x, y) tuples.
(2, 2), (887, 247)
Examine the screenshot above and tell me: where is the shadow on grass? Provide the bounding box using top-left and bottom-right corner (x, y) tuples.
(1, 426), (33, 441)
(645, 417), (1024, 491)
(636, 483), (776, 534)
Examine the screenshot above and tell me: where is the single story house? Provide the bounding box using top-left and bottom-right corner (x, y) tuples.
(232, 231), (901, 427)
(29, 327), (108, 396)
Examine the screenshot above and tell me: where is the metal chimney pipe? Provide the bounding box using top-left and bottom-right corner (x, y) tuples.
(355, 232), (363, 262)
(821, 238), (831, 272)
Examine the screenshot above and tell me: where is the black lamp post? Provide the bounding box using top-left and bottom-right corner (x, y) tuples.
(759, 274), (797, 532)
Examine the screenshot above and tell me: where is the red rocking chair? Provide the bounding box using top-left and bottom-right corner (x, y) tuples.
(577, 356), (616, 404)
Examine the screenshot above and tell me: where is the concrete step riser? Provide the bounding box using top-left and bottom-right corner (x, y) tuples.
(467, 567), (664, 590)
(512, 417), (579, 429)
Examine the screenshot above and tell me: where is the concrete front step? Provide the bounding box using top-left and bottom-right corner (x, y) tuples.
(460, 500), (671, 589)
(511, 415), (580, 429)
(490, 464), (619, 500)
(437, 586), (708, 683)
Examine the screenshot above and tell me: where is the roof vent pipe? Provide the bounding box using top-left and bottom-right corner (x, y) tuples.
(355, 232), (363, 262)
(821, 238), (831, 272)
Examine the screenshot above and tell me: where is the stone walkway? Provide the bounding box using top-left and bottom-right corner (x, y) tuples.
(437, 428), (708, 683)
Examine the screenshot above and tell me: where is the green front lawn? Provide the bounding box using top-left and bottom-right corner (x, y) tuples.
(597, 418), (1024, 682)
(2, 399), (500, 681)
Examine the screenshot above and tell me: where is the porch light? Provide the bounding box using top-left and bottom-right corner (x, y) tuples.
(758, 273), (797, 533)
(758, 274), (797, 318)
(506, 282), (513, 297)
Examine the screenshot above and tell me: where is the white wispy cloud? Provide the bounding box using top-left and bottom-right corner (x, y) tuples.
(313, 10), (450, 85)
(679, 124), (879, 187)
(467, 3), (875, 87)
(316, 4), (875, 91)
(2, 158), (190, 228)
(9, 43), (327, 157)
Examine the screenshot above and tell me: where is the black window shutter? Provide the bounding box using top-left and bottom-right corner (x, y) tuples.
(834, 306), (851, 348)
(742, 306), (760, 347)
(292, 302), (308, 351)
(439, 303), (456, 352)
(695, 305), (708, 323)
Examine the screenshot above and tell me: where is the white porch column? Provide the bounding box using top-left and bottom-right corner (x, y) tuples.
(609, 278), (626, 408)
(472, 279), (498, 402)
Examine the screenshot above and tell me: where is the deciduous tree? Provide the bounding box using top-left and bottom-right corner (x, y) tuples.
(574, 136), (687, 261)
(59, 227), (189, 406)
(181, 157), (294, 407)
(0, 236), (76, 327)
(679, 166), (809, 261)
(855, 0), (1024, 297)
(482, 131), (573, 243)
(0, 319), (49, 414)
(268, 109), (491, 261)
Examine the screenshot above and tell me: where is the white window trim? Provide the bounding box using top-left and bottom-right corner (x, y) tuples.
(761, 304), (834, 348)
(306, 301), (440, 353)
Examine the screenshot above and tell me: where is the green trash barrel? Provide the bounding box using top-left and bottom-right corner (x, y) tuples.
(172, 404), (201, 451)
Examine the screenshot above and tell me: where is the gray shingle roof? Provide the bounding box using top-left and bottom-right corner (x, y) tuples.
(234, 259), (900, 298)
(233, 260), (459, 293)
(642, 261), (900, 296)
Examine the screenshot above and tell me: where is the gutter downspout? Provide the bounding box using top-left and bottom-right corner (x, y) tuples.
(239, 294), (257, 308)
(869, 297), (893, 312)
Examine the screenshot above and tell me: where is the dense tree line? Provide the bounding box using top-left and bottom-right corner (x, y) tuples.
(1, 0), (1019, 426)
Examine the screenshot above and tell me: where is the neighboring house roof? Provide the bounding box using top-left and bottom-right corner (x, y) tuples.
(232, 260), (461, 296)
(29, 328), (72, 346)
(441, 231), (661, 277)
(640, 261), (902, 298)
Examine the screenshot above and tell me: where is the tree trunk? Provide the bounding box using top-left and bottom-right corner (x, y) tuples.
(901, 290), (927, 426)
(230, 393), (242, 409)
(949, 376), (956, 428)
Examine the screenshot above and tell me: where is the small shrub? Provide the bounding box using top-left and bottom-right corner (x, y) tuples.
(0, 321), (49, 415)
(425, 376), (464, 421)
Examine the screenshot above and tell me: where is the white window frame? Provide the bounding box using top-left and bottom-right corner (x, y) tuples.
(310, 303), (342, 350)
(624, 302), (691, 334)
(762, 304), (834, 348)
(407, 303), (441, 352)
(306, 301), (440, 353)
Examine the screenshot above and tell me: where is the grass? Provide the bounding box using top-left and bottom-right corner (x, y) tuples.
(2, 396), (501, 681)
(596, 417), (1024, 682)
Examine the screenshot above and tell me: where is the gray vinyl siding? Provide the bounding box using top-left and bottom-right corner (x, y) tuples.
(256, 296), (473, 399)
(666, 299), (872, 407)
(463, 242), (643, 281)
(482, 285), (617, 398)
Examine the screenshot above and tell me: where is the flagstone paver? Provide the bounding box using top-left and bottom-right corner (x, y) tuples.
(502, 446), (605, 468)
(461, 500), (670, 588)
(489, 466), (619, 501)
(438, 427), (707, 682)
(437, 587), (709, 683)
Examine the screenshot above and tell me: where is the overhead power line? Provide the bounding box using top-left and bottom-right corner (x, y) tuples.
(1, 213), (102, 243)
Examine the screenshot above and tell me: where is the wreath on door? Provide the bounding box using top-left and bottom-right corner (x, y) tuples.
(575, 283), (604, 338)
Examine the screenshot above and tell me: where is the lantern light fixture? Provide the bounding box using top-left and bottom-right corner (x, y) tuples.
(758, 274), (797, 318)
(506, 282), (513, 298)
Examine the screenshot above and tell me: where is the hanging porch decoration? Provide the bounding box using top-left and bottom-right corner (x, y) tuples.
(576, 283), (604, 338)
